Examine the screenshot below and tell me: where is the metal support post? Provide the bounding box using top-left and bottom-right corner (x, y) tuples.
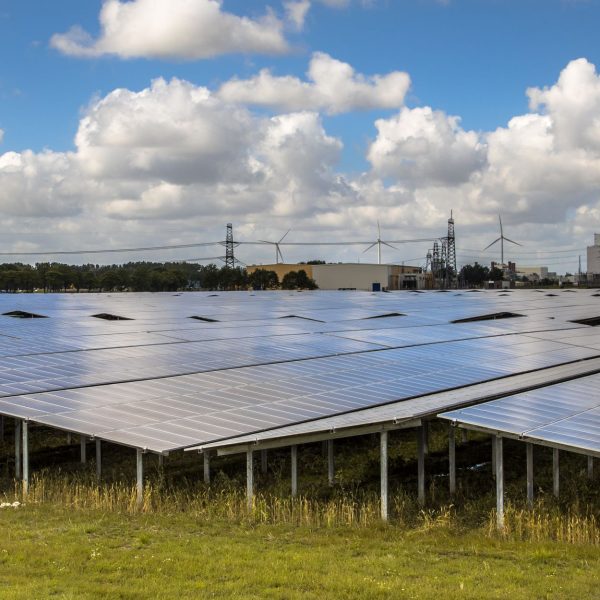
(261, 449), (268, 475)
(417, 426), (425, 505)
(495, 436), (504, 530)
(136, 449), (144, 508)
(246, 450), (254, 511)
(158, 454), (164, 468)
(96, 440), (102, 481)
(80, 436), (87, 464)
(526, 442), (534, 507)
(461, 429), (468, 444)
(380, 431), (388, 521)
(22, 421), (29, 498)
(67, 432), (72, 445)
(15, 419), (21, 480)
(291, 445), (298, 498)
(553, 448), (560, 498)
(0, 416), (4, 443)
(203, 452), (210, 485)
(327, 439), (334, 486)
(423, 421), (429, 455)
(449, 426), (456, 496)
(588, 456), (594, 480)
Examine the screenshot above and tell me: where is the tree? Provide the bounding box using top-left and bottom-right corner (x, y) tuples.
(249, 269), (279, 290)
(459, 262), (489, 287)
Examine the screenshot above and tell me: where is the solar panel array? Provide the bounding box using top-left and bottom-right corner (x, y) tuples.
(2, 289), (600, 453)
(439, 375), (600, 456)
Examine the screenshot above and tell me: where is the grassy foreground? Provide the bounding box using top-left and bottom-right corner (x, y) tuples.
(1, 503), (600, 599)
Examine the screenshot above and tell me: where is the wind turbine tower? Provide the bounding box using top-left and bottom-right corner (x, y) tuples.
(363, 221), (396, 264)
(483, 215), (521, 272)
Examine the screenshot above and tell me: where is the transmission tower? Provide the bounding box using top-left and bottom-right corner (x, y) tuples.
(441, 239), (448, 289)
(224, 223), (236, 268)
(446, 211), (457, 288)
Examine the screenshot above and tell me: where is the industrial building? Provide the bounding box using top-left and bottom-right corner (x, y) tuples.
(247, 263), (427, 291)
(588, 233), (600, 284)
(516, 266), (549, 281)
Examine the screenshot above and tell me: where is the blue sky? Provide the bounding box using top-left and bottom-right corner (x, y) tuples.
(1, 0), (600, 270)
(2, 1), (598, 158)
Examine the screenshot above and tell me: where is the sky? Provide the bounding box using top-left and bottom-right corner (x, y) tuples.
(1, 0), (600, 271)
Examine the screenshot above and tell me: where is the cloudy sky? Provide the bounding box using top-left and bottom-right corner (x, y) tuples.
(1, 0), (600, 271)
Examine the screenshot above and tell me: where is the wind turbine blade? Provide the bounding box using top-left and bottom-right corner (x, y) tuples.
(278, 229), (291, 244)
(503, 237), (522, 246)
(258, 240), (274, 245)
(363, 243), (377, 253)
(277, 245), (285, 263)
(483, 238), (501, 251)
(381, 241), (398, 250)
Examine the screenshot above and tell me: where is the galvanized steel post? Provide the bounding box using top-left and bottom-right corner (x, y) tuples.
(526, 442), (534, 506)
(22, 421), (29, 498)
(15, 419), (21, 480)
(417, 426), (425, 506)
(327, 440), (334, 486)
(588, 456), (594, 480)
(80, 436), (87, 464)
(96, 440), (102, 481)
(203, 452), (210, 485)
(380, 431), (388, 521)
(448, 426), (456, 496)
(246, 449), (254, 511)
(495, 436), (504, 530)
(136, 449), (144, 508)
(291, 445), (298, 498)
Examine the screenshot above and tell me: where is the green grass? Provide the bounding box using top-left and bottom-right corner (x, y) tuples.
(1, 504), (600, 599)
(2, 422), (600, 598)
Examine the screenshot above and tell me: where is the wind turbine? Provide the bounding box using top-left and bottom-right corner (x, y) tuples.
(363, 221), (397, 265)
(260, 230), (291, 264)
(483, 215), (521, 268)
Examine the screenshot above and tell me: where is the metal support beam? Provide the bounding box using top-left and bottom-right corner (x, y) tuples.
(495, 436), (504, 530)
(380, 431), (388, 521)
(203, 452), (210, 485)
(261, 449), (268, 475)
(417, 426), (425, 506)
(588, 456), (594, 480)
(526, 442), (534, 507)
(423, 421), (429, 456)
(67, 432), (71, 445)
(158, 454), (164, 468)
(80, 436), (87, 464)
(291, 445), (298, 498)
(327, 439), (334, 486)
(461, 429), (468, 444)
(449, 426), (456, 496)
(0, 416), (4, 443)
(553, 448), (560, 498)
(136, 449), (144, 508)
(15, 419), (21, 480)
(246, 449), (254, 511)
(22, 421), (29, 498)
(96, 440), (102, 481)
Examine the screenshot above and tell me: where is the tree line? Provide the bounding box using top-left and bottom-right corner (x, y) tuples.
(0, 262), (317, 293)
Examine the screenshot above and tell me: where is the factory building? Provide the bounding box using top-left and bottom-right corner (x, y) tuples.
(588, 234), (600, 285)
(247, 263), (427, 291)
(516, 266), (549, 281)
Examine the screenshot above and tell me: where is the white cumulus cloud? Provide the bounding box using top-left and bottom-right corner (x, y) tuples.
(368, 106), (485, 186)
(218, 52), (410, 114)
(51, 0), (289, 60)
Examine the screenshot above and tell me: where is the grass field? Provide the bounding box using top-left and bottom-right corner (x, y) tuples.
(1, 422), (600, 598)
